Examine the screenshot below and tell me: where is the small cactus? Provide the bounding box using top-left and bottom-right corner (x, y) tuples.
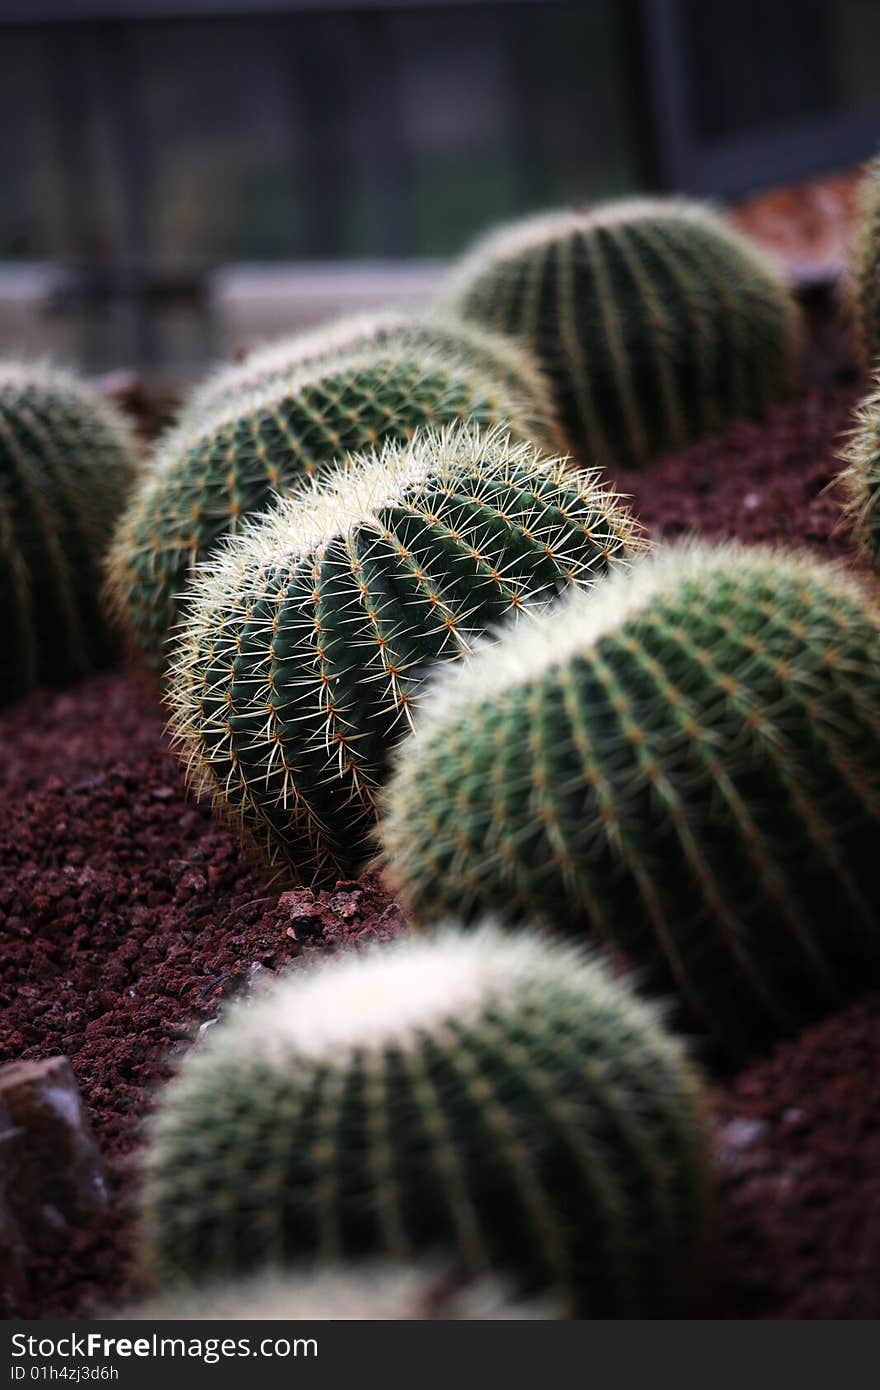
(167, 424), (640, 883)
(443, 198), (802, 468)
(140, 927), (711, 1315)
(849, 156), (880, 372)
(381, 543), (880, 1061)
(107, 345), (558, 672)
(180, 311), (566, 454)
(838, 376), (880, 569)
(0, 361), (139, 703)
(119, 1264), (557, 1320)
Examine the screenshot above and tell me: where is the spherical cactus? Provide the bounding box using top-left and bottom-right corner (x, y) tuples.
(849, 156), (880, 372)
(119, 1264), (557, 1320)
(0, 361), (139, 703)
(443, 198), (802, 469)
(838, 377), (880, 569)
(180, 310), (566, 455)
(167, 423), (640, 883)
(381, 543), (880, 1061)
(139, 927), (712, 1316)
(107, 345), (558, 673)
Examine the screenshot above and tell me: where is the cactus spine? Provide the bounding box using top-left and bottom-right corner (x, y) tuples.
(443, 198), (802, 468)
(849, 156), (880, 372)
(167, 424), (640, 883)
(381, 543), (880, 1061)
(107, 345), (559, 673)
(180, 311), (566, 455)
(120, 1265), (557, 1320)
(140, 927), (711, 1315)
(0, 362), (139, 703)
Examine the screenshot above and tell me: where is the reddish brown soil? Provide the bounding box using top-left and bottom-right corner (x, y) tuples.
(613, 381), (862, 558)
(2, 380), (879, 1319)
(727, 167), (861, 271)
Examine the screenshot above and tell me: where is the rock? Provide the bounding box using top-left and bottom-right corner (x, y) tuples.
(328, 890), (361, 920)
(717, 1115), (768, 1165)
(0, 1056), (108, 1256)
(278, 889), (320, 922)
(0, 1100), (27, 1312)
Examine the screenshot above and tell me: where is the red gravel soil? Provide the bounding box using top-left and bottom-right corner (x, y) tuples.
(2, 378), (879, 1320)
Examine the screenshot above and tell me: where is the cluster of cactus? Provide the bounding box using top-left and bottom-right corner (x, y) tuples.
(140, 927), (711, 1316)
(17, 185), (869, 1319)
(168, 424), (639, 882)
(180, 310), (566, 453)
(120, 1265), (555, 1320)
(107, 341), (561, 673)
(443, 198), (802, 469)
(380, 542), (880, 1061)
(849, 156), (880, 372)
(0, 362), (139, 704)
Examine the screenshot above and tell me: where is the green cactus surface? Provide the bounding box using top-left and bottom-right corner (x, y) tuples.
(849, 156), (880, 372)
(180, 311), (566, 454)
(167, 424), (640, 883)
(443, 198), (802, 468)
(0, 361), (139, 702)
(381, 543), (880, 1060)
(838, 375), (880, 569)
(119, 1264), (557, 1320)
(107, 345), (558, 673)
(140, 927), (711, 1315)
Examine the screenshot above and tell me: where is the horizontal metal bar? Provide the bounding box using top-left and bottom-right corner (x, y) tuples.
(0, 257), (444, 311)
(1, 0), (562, 25)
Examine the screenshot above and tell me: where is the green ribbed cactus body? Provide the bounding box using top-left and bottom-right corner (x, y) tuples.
(839, 378), (880, 569)
(121, 1266), (556, 1320)
(108, 347), (554, 672)
(444, 199), (802, 468)
(850, 157), (880, 372)
(168, 425), (639, 883)
(0, 363), (138, 702)
(381, 545), (880, 1060)
(140, 929), (711, 1316)
(181, 311), (565, 454)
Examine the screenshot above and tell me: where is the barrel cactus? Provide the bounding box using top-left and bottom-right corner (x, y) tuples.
(167, 424), (640, 883)
(849, 156), (880, 372)
(381, 543), (880, 1061)
(140, 927), (711, 1316)
(180, 311), (566, 454)
(443, 198), (802, 468)
(120, 1265), (556, 1320)
(0, 361), (139, 703)
(838, 377), (880, 569)
(107, 345), (558, 672)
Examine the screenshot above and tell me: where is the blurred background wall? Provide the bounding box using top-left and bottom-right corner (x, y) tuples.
(2, 0), (880, 377)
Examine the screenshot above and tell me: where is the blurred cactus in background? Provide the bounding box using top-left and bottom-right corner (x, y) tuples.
(444, 199), (802, 468)
(849, 155), (880, 372)
(0, 362), (139, 705)
(119, 1264), (558, 1320)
